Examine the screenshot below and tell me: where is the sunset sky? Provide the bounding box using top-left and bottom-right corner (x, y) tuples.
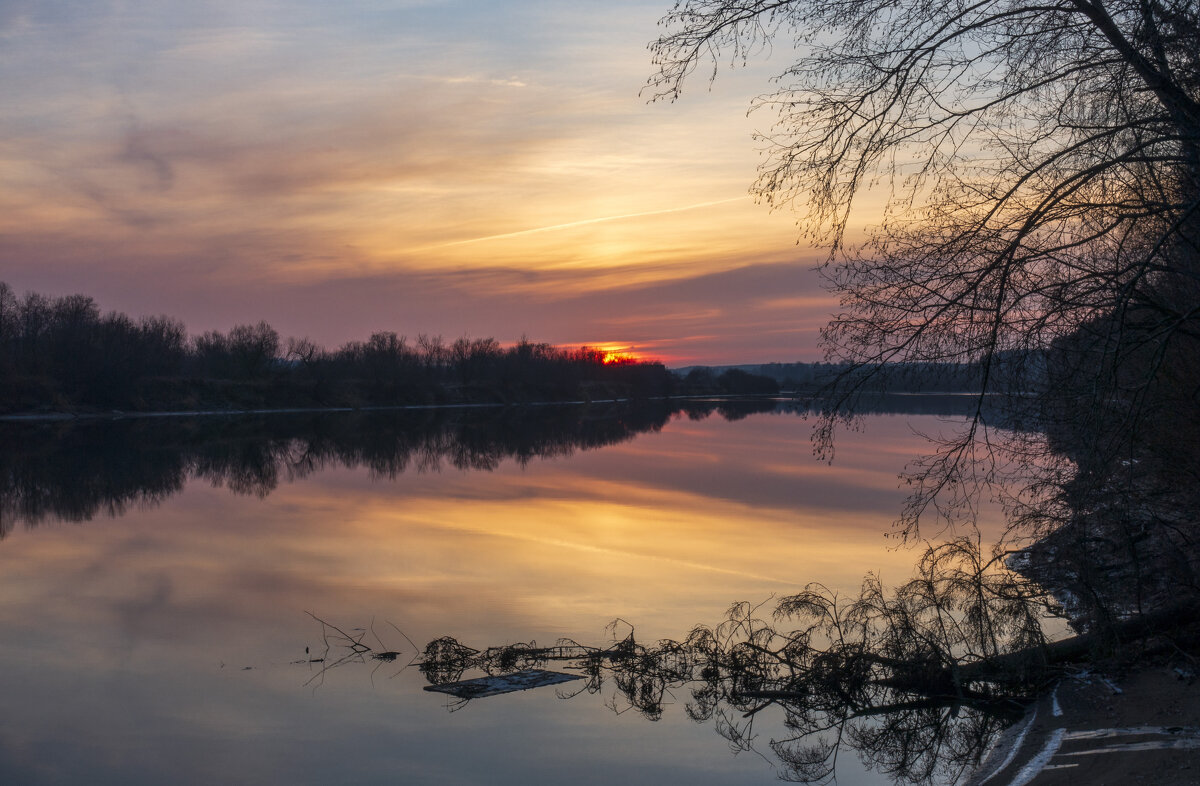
(1, 0), (851, 365)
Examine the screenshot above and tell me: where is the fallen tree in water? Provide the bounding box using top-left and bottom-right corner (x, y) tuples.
(414, 540), (1048, 784)
(312, 537), (1199, 783)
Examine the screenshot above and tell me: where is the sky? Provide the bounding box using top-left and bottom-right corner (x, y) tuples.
(0, 0), (845, 365)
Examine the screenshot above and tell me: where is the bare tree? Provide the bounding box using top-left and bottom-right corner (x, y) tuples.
(647, 0), (1200, 614)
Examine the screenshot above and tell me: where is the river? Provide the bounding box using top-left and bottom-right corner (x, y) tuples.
(0, 399), (1011, 785)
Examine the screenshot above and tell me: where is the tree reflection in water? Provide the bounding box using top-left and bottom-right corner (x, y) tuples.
(0, 399), (795, 532)
(0, 395), (991, 534)
(313, 540), (1055, 785)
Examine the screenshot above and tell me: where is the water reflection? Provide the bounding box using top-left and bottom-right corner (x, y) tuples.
(0, 401), (761, 529)
(318, 539), (1046, 785)
(0, 399), (1013, 786)
(0, 395), (987, 532)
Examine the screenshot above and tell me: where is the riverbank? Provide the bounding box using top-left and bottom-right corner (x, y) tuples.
(968, 666), (1200, 785)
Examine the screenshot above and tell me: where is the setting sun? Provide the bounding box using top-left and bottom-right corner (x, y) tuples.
(582, 343), (641, 365)
(603, 351), (635, 365)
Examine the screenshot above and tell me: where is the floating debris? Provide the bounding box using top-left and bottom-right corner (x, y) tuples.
(424, 669), (582, 699)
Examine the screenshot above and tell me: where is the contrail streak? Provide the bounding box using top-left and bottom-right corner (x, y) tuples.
(426, 196), (748, 250)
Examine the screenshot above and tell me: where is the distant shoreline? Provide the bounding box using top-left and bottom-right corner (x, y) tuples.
(0, 391), (999, 423)
(0, 398), (642, 422)
(0, 394), (754, 423)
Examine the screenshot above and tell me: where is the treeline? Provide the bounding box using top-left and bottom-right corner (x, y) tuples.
(758, 361), (986, 392)
(680, 361), (987, 392)
(677, 358), (1043, 393)
(676, 366), (781, 396)
(0, 283), (686, 413)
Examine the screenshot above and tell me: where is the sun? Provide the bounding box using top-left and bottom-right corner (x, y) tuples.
(584, 343), (641, 365)
(602, 350), (634, 365)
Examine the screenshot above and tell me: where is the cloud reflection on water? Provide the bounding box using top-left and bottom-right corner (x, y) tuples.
(0, 400), (1007, 785)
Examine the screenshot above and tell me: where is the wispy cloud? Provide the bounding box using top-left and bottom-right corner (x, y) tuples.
(435, 75), (528, 88)
(0, 0), (829, 362)
(425, 197), (750, 250)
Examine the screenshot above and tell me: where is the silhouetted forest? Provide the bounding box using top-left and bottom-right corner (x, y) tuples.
(4, 283), (1050, 415)
(678, 359), (1037, 394)
(0, 283), (684, 413)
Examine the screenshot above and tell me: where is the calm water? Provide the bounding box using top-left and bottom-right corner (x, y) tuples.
(0, 401), (1005, 785)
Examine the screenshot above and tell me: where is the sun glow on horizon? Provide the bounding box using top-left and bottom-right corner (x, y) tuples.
(581, 343), (644, 365)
